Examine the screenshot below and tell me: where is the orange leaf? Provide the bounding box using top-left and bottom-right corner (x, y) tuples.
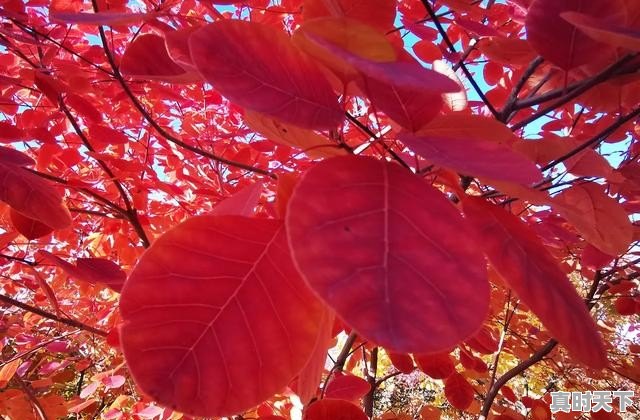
(286, 155), (489, 353)
(119, 216), (324, 417)
(324, 373), (371, 401)
(189, 20), (343, 130)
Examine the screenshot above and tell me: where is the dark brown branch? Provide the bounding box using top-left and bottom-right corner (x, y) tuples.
(363, 347), (378, 418)
(0, 294), (108, 337)
(499, 56), (544, 122)
(59, 99), (151, 248)
(88, 0), (275, 179)
(420, 0), (500, 119)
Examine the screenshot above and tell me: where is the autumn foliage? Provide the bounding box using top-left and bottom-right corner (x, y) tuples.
(0, 0), (640, 419)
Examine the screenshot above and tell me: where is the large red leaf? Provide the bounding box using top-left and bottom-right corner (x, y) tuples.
(461, 196), (607, 368)
(0, 162), (71, 230)
(303, 399), (368, 420)
(398, 131), (542, 185)
(119, 216), (324, 417)
(414, 352), (455, 379)
(324, 373), (371, 400)
(552, 182), (633, 256)
(120, 33), (200, 83)
(189, 20), (343, 131)
(444, 372), (474, 410)
(525, 0), (626, 70)
(286, 155), (489, 354)
(0, 146), (34, 166)
(561, 11), (640, 51)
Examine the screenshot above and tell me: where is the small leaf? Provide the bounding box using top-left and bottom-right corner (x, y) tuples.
(211, 182), (262, 217)
(36, 251), (126, 292)
(414, 353), (455, 379)
(286, 155), (489, 353)
(189, 20), (343, 130)
(0, 359), (21, 388)
(88, 124), (129, 145)
(386, 352), (414, 374)
(0, 121), (23, 142)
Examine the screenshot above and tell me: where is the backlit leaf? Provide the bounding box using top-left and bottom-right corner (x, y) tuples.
(561, 11), (640, 52)
(286, 155), (489, 353)
(11, 208), (53, 240)
(414, 352), (455, 379)
(119, 216), (324, 417)
(302, 0), (396, 33)
(189, 20), (343, 130)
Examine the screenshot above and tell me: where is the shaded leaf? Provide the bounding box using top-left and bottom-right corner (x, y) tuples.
(10, 209), (54, 240)
(286, 155), (489, 353)
(462, 196), (607, 368)
(50, 11), (158, 25)
(561, 11), (640, 51)
(444, 372), (474, 410)
(324, 373), (371, 400)
(0, 162), (71, 230)
(0, 146), (34, 166)
(36, 251), (126, 292)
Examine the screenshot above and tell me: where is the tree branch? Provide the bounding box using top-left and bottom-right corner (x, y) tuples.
(0, 294), (108, 337)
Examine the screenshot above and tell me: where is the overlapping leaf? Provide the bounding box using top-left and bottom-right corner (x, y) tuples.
(189, 20), (343, 130)
(286, 155), (489, 353)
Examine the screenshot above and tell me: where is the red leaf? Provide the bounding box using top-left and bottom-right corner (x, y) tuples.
(88, 124), (129, 145)
(119, 216), (324, 417)
(50, 11), (158, 25)
(303, 0), (397, 33)
(414, 353), (455, 379)
(303, 399), (368, 420)
(0, 121), (23, 142)
(0, 163), (71, 230)
(211, 183), (262, 217)
(386, 352), (414, 374)
(189, 20), (343, 130)
(120, 33), (199, 83)
(36, 251), (126, 292)
(399, 120), (542, 185)
(553, 182), (633, 256)
(307, 32), (460, 94)
(525, 0), (626, 70)
(65, 93), (103, 123)
(296, 308), (335, 404)
(324, 373), (371, 400)
(0, 146), (34, 166)
(561, 11), (640, 51)
(286, 155), (489, 353)
(10, 209), (53, 240)
(462, 196), (607, 368)
(444, 372), (474, 410)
